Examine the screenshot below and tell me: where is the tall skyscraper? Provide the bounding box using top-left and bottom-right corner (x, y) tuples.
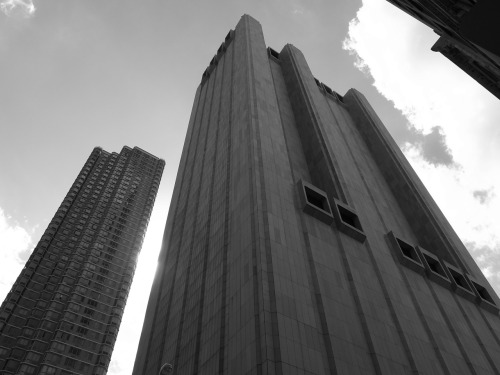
(0, 146), (164, 375)
(386, 0), (500, 99)
(134, 15), (500, 375)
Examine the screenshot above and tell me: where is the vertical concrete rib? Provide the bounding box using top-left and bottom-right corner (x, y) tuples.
(132, 84), (201, 372)
(336, 100), (451, 375)
(172, 59), (218, 372)
(341, 90), (496, 375)
(161, 83), (208, 371)
(458, 305), (500, 373)
(145, 82), (208, 375)
(344, 89), (476, 275)
(192, 41), (227, 374)
(279, 42), (386, 374)
(268, 58), (337, 375)
(244, 15), (283, 374)
(452, 296), (499, 373)
(279, 44), (348, 203)
(480, 309), (500, 347)
(218, 38), (234, 375)
(239, 16), (265, 374)
(327, 97), (449, 375)
(344, 89), (500, 374)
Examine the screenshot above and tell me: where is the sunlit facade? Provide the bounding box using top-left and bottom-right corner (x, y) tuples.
(0, 146), (164, 375)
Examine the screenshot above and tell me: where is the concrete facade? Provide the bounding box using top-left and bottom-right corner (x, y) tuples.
(133, 15), (500, 375)
(0, 146), (164, 375)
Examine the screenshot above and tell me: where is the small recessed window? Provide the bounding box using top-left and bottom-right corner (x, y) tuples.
(64, 357), (76, 368)
(297, 180), (333, 225)
(69, 347), (82, 356)
(338, 206), (362, 231)
(471, 281), (494, 304)
(19, 364), (35, 375)
(387, 232), (424, 274)
(418, 247), (451, 287)
(334, 202), (366, 243)
(444, 264), (477, 302)
(305, 187), (329, 212)
(468, 279), (499, 313)
(448, 268), (470, 290)
(397, 239), (420, 262)
(76, 327), (88, 336)
(268, 47), (280, 60)
(427, 256), (442, 274)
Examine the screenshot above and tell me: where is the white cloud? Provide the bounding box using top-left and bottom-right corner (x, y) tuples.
(0, 207), (33, 302)
(343, 0), (500, 292)
(0, 0), (35, 18)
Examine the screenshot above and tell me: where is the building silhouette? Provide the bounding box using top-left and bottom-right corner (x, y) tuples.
(386, 0), (500, 99)
(0, 146), (164, 375)
(133, 15), (500, 375)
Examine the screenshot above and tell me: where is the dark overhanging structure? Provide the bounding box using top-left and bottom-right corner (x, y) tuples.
(0, 146), (164, 375)
(386, 0), (500, 100)
(133, 15), (500, 375)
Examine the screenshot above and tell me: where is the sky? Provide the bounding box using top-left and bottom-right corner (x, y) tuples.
(1, 0), (499, 374)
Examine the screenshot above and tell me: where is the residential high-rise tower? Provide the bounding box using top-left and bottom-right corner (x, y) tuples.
(134, 15), (500, 375)
(0, 146), (164, 375)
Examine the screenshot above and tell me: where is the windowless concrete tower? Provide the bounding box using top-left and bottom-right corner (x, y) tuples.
(134, 15), (500, 375)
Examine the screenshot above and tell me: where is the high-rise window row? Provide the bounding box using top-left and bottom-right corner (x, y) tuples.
(0, 146), (164, 375)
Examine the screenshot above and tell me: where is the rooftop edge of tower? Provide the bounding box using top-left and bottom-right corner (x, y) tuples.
(239, 13), (261, 25)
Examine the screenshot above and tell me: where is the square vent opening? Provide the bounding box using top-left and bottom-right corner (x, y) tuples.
(419, 248), (451, 287)
(471, 281), (495, 304)
(448, 268), (472, 291)
(388, 234), (424, 274)
(297, 180), (334, 225)
(268, 47), (280, 60)
(304, 186), (330, 213)
(338, 206), (362, 231)
(334, 202), (366, 243)
(423, 253), (446, 277)
(396, 239), (420, 263)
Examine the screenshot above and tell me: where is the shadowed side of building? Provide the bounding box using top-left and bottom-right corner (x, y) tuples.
(133, 15), (500, 375)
